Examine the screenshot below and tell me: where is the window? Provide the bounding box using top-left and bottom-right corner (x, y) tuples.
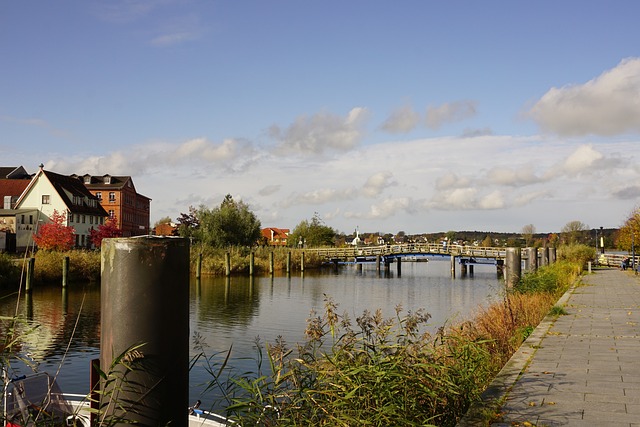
(42, 195), (50, 204)
(90, 216), (93, 224)
(109, 210), (115, 219)
(84, 176), (91, 184)
(69, 214), (74, 223)
(21, 215), (25, 224)
(82, 215), (86, 223)
(29, 215), (33, 225)
(109, 192), (116, 202)
(96, 192), (102, 200)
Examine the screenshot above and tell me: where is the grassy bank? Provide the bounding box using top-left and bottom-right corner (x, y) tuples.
(191, 245), (325, 276)
(196, 244), (591, 426)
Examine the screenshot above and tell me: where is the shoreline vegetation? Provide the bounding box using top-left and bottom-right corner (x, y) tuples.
(1, 244), (594, 426)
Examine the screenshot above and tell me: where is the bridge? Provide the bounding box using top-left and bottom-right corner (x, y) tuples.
(306, 243), (507, 263)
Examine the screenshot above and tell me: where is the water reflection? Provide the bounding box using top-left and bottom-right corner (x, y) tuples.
(0, 260), (503, 411)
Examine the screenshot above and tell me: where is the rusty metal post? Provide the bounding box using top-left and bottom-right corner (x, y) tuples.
(505, 247), (521, 289)
(100, 236), (190, 427)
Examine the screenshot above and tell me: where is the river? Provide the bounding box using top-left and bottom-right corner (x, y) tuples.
(0, 259), (503, 412)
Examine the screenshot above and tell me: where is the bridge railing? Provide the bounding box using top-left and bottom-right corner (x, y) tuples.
(302, 243), (508, 260)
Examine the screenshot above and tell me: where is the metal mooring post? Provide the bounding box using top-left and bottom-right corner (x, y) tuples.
(100, 236), (190, 427)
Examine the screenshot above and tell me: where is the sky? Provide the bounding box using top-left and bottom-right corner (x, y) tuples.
(2, 1), (640, 235)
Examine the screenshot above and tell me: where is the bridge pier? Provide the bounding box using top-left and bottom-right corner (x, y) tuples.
(397, 257), (402, 276)
(376, 255), (381, 272)
(469, 264), (474, 276)
(460, 260), (467, 277)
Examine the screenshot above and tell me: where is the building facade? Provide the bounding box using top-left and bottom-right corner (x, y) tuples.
(75, 174), (151, 237)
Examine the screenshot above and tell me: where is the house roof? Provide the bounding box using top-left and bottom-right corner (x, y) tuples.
(0, 179), (30, 200)
(0, 166), (31, 179)
(261, 227), (290, 240)
(17, 169), (108, 217)
(71, 173), (151, 200)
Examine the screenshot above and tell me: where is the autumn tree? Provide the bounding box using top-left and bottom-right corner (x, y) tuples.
(616, 207), (640, 251)
(90, 216), (123, 248)
(33, 210), (75, 251)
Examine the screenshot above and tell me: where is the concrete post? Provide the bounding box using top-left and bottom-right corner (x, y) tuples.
(505, 247), (521, 288)
(100, 236), (190, 427)
(549, 247), (556, 264)
(525, 247), (537, 272)
(541, 247), (549, 266)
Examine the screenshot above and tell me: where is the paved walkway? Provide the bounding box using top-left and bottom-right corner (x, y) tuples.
(459, 268), (640, 427)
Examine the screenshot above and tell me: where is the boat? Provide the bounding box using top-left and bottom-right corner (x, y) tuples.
(2, 372), (231, 427)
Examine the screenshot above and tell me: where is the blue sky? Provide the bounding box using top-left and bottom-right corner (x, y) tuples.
(3, 1), (640, 235)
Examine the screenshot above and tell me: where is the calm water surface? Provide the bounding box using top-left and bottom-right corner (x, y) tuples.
(1, 260), (502, 411)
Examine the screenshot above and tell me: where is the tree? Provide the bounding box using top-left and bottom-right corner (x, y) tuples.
(521, 224), (536, 246)
(288, 213), (336, 248)
(176, 206), (200, 239)
(616, 207), (640, 251)
(90, 216), (123, 248)
(33, 210), (75, 251)
(561, 220), (589, 245)
(195, 195), (261, 248)
(153, 216), (173, 229)
(481, 235), (493, 247)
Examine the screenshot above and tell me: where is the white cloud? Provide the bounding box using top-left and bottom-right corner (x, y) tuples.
(485, 165), (542, 187)
(560, 144), (604, 176)
(528, 57), (640, 136)
(362, 171), (396, 197)
(435, 172), (471, 191)
(345, 197), (414, 220)
(513, 190), (553, 207)
(380, 105), (421, 133)
(270, 108), (369, 155)
(478, 190), (505, 210)
(425, 100), (477, 130)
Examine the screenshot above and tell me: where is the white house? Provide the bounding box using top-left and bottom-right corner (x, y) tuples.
(14, 165), (108, 251)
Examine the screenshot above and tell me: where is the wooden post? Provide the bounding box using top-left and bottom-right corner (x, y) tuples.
(269, 251), (274, 275)
(225, 252), (231, 276)
(25, 257), (35, 293)
(461, 260), (467, 277)
(396, 257), (402, 276)
(286, 251), (291, 274)
(450, 255), (456, 278)
(196, 253), (202, 279)
(249, 252), (255, 275)
(376, 255), (381, 272)
(469, 264), (474, 275)
(100, 236), (190, 427)
(62, 256), (69, 288)
(301, 252), (305, 272)
(505, 247), (521, 288)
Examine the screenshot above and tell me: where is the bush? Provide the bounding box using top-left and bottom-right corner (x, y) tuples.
(0, 252), (20, 287)
(34, 250), (101, 283)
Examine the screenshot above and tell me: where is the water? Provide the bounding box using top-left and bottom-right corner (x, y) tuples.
(0, 260), (502, 411)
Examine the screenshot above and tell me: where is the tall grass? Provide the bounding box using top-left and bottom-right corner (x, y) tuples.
(33, 250), (101, 283)
(196, 245), (586, 426)
(0, 252), (20, 287)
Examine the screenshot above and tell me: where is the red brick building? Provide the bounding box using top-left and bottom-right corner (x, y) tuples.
(74, 174), (151, 237)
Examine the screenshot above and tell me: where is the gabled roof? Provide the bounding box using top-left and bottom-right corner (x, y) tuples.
(0, 166), (31, 179)
(17, 169), (108, 216)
